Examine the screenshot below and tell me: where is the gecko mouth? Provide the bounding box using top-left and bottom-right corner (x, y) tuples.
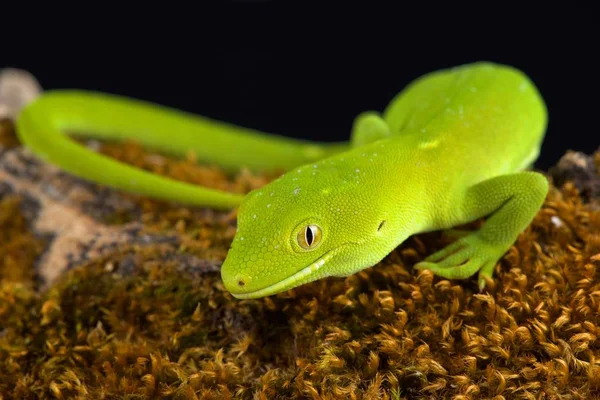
(229, 243), (354, 299)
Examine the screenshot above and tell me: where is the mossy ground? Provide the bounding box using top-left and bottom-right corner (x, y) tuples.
(1, 121), (600, 399)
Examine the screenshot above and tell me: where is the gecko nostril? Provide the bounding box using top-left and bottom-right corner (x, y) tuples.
(238, 280), (246, 287)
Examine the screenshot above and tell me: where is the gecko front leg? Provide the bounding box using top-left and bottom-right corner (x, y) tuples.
(414, 171), (549, 289)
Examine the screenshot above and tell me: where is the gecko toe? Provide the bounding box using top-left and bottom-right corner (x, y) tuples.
(414, 232), (506, 283)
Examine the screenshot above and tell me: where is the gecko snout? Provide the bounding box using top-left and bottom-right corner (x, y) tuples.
(220, 258), (254, 295)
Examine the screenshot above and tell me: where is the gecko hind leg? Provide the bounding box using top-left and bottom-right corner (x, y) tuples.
(350, 111), (392, 147)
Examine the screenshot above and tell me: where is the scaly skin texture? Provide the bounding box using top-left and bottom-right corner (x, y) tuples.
(14, 62), (549, 299)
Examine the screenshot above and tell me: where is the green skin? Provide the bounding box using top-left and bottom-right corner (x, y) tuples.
(15, 62), (549, 299)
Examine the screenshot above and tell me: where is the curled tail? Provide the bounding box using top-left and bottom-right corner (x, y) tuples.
(15, 90), (348, 209)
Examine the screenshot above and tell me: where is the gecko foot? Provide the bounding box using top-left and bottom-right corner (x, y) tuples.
(414, 232), (507, 290)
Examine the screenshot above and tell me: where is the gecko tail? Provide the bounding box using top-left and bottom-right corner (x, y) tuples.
(14, 89), (348, 209)
(15, 98), (244, 209)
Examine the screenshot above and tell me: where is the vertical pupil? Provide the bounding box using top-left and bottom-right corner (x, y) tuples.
(305, 226), (314, 246)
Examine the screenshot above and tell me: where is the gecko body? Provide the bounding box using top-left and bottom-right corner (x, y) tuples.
(15, 62), (548, 298)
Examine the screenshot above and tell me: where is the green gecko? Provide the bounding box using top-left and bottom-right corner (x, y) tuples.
(15, 62), (548, 299)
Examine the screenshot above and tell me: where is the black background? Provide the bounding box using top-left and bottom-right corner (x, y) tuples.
(4, 4), (598, 171)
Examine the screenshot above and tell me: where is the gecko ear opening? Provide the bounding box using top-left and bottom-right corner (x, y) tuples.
(377, 220), (386, 232)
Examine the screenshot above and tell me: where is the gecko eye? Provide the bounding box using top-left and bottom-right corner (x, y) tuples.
(297, 224), (322, 250)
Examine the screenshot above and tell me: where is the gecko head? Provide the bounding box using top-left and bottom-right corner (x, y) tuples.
(220, 160), (393, 299)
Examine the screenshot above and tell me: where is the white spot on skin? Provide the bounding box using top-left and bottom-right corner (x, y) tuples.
(293, 187), (301, 195)
(253, 214), (257, 219)
(313, 164), (318, 168)
(519, 81), (528, 92)
(355, 169), (360, 173)
(240, 237), (244, 241)
(267, 204), (271, 208)
(270, 192), (274, 196)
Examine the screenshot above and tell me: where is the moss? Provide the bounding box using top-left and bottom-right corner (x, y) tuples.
(1, 131), (600, 398)
(0, 118), (20, 149)
(0, 195), (45, 287)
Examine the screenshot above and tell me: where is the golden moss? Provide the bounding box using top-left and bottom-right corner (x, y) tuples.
(98, 140), (276, 196)
(1, 136), (600, 399)
(0, 119), (20, 149)
(0, 195), (45, 286)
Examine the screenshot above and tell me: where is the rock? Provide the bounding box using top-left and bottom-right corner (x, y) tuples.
(549, 148), (600, 205)
(0, 68), (42, 121)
